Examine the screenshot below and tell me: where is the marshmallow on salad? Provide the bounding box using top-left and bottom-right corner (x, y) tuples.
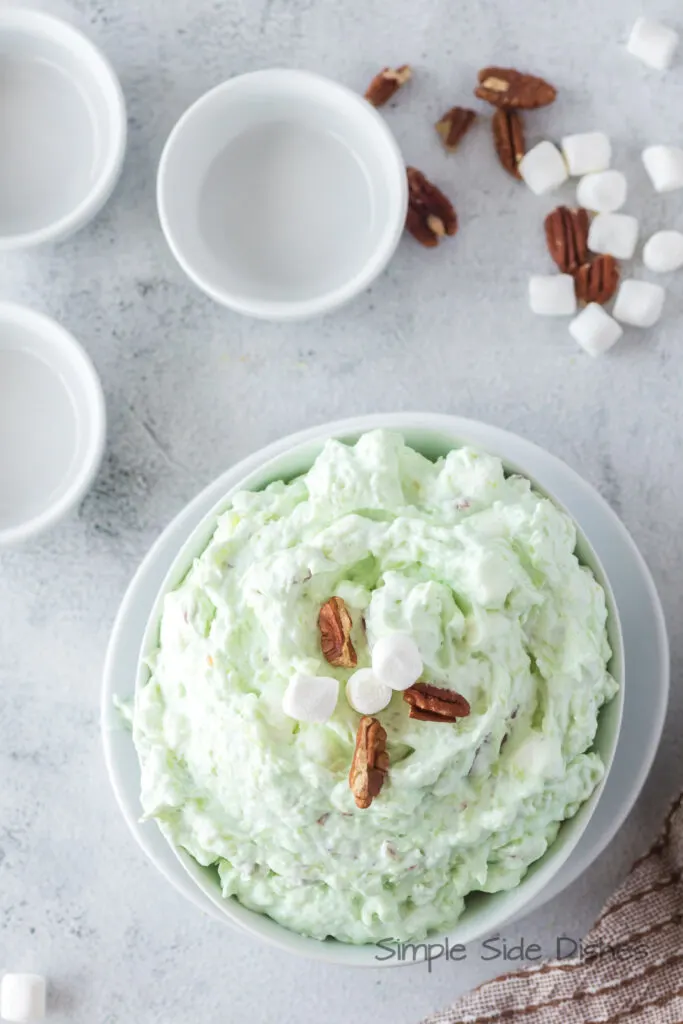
(372, 634), (423, 691)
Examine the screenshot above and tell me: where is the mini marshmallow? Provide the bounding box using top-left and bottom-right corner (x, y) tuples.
(569, 304), (623, 357)
(519, 141), (568, 195)
(643, 230), (683, 272)
(282, 672), (339, 723)
(529, 274), (577, 316)
(372, 634), (422, 691)
(509, 735), (563, 779)
(561, 132), (611, 175)
(613, 280), (665, 327)
(588, 213), (640, 259)
(346, 669), (392, 715)
(642, 146), (683, 192)
(576, 170), (627, 212)
(627, 17), (679, 70)
(0, 974), (46, 1023)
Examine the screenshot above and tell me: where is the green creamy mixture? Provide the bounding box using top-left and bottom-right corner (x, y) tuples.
(134, 430), (617, 943)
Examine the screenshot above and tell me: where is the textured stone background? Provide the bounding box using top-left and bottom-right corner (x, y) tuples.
(0, 0), (681, 1020)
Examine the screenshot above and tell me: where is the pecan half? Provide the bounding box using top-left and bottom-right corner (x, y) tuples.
(574, 256), (620, 306)
(318, 597), (357, 668)
(475, 67), (557, 109)
(349, 716), (389, 809)
(492, 109), (525, 178)
(435, 106), (477, 152)
(365, 65), (412, 107)
(406, 167), (457, 248)
(545, 207), (590, 273)
(403, 682), (471, 722)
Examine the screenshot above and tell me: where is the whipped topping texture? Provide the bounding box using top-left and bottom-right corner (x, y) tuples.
(134, 430), (617, 943)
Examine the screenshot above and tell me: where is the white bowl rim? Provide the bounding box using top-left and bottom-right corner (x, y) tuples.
(132, 413), (625, 963)
(0, 302), (106, 545)
(0, 7), (127, 250)
(157, 68), (408, 321)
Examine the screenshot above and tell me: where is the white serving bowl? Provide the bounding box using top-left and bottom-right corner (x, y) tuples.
(0, 8), (126, 249)
(132, 416), (624, 965)
(0, 303), (106, 545)
(157, 69), (407, 320)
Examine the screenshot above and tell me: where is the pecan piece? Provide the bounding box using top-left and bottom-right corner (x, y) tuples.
(435, 106), (477, 152)
(365, 65), (412, 107)
(406, 167), (457, 248)
(574, 256), (620, 306)
(349, 716), (389, 809)
(545, 206), (590, 273)
(475, 67), (557, 109)
(492, 109), (525, 178)
(403, 682), (471, 722)
(318, 596), (357, 668)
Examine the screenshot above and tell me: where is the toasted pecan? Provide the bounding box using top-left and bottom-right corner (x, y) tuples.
(406, 167), (458, 247)
(403, 682), (471, 722)
(492, 108), (525, 178)
(365, 65), (412, 107)
(349, 716), (389, 808)
(435, 106), (477, 151)
(545, 206), (590, 273)
(318, 597), (357, 668)
(574, 255), (620, 305)
(476, 67), (557, 109)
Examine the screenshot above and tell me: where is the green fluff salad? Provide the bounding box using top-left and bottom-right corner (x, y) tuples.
(134, 430), (617, 943)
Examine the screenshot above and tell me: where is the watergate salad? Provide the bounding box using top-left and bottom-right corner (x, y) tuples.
(133, 430), (617, 943)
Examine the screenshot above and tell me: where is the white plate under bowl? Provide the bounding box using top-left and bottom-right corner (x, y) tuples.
(101, 413), (668, 962)
(0, 8), (126, 248)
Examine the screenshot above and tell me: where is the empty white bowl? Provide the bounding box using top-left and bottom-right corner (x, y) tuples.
(0, 303), (106, 545)
(157, 69), (407, 320)
(0, 8), (127, 249)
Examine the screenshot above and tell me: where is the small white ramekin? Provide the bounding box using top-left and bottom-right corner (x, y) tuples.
(157, 69), (407, 321)
(0, 303), (106, 546)
(0, 8), (127, 250)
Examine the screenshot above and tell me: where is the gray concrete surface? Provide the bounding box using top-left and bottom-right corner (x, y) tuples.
(0, 0), (681, 1020)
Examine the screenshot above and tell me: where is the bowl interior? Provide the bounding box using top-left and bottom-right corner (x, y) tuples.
(136, 425), (624, 965)
(0, 305), (105, 542)
(0, 11), (122, 240)
(158, 70), (407, 313)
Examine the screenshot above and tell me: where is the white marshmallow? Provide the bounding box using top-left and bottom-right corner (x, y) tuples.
(643, 230), (683, 272)
(519, 141), (568, 195)
(0, 974), (46, 1023)
(529, 274), (577, 316)
(588, 213), (640, 259)
(371, 634), (422, 691)
(576, 170), (627, 212)
(346, 669), (392, 715)
(627, 17), (679, 70)
(613, 280), (665, 327)
(569, 304), (623, 357)
(282, 672), (339, 723)
(642, 146), (683, 192)
(561, 132), (611, 175)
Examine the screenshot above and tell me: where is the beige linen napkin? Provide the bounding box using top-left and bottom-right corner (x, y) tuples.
(423, 792), (683, 1024)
